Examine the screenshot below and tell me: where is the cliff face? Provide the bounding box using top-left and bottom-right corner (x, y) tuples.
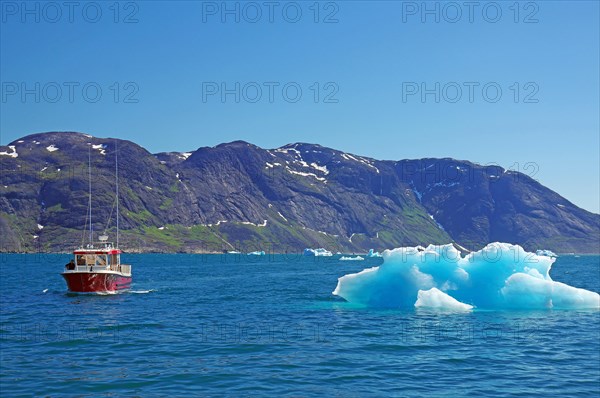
(1, 132), (598, 253)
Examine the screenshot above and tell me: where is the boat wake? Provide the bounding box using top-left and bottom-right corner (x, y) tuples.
(93, 290), (119, 295)
(333, 243), (600, 310)
(62, 288), (154, 296)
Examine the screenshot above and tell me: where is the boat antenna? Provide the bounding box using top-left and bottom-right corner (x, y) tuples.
(88, 145), (93, 246)
(115, 140), (119, 248)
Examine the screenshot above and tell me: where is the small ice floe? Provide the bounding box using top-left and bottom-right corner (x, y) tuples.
(46, 145), (59, 152)
(536, 249), (558, 258)
(304, 248), (333, 257)
(366, 249), (382, 258)
(340, 256), (364, 261)
(247, 251), (266, 256)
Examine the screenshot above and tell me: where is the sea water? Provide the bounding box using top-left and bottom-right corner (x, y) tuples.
(1, 253), (599, 396)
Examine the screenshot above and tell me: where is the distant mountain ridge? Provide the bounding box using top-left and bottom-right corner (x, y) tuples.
(1, 132), (598, 253)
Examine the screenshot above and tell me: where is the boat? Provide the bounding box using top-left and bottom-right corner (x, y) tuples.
(62, 238), (132, 293)
(62, 142), (132, 293)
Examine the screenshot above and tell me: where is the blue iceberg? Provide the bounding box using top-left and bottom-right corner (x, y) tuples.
(332, 243), (599, 310)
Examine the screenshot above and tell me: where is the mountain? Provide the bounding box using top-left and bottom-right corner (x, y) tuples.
(1, 132), (598, 253)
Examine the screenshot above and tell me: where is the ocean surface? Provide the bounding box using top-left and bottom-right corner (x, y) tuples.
(1, 253), (599, 397)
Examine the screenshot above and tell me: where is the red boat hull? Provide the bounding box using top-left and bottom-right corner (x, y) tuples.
(62, 272), (131, 293)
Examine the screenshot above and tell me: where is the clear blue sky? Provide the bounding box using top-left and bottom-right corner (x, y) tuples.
(1, 1), (598, 212)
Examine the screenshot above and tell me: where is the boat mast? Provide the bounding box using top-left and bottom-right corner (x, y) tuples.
(115, 141), (119, 248)
(88, 145), (93, 246)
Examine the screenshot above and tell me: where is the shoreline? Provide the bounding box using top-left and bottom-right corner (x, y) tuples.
(2, 251), (599, 255)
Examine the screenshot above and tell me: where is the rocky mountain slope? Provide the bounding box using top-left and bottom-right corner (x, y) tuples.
(1, 132), (598, 253)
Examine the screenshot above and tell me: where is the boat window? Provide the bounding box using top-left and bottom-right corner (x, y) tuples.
(95, 255), (107, 267)
(76, 255), (86, 265)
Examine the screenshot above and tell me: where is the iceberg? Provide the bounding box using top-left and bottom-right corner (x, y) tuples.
(340, 256), (364, 261)
(366, 249), (382, 258)
(332, 243), (600, 310)
(304, 248), (333, 257)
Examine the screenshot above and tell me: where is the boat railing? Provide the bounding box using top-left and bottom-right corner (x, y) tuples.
(67, 263), (131, 275)
(112, 263), (131, 275)
(80, 242), (116, 250)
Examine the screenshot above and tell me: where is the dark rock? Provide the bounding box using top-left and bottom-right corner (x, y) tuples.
(1, 132), (598, 253)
